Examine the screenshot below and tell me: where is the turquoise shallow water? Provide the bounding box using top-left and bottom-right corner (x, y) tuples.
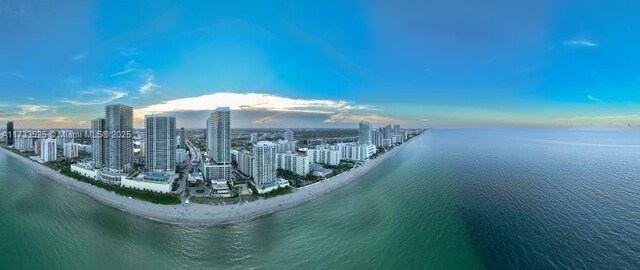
(1, 128), (639, 269)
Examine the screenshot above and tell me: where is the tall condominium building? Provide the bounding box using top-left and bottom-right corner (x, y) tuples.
(145, 115), (176, 172)
(359, 121), (372, 145)
(283, 130), (294, 141)
(63, 143), (80, 159)
(176, 148), (188, 164)
(105, 104), (133, 172)
(372, 128), (384, 148)
(332, 143), (376, 161)
(250, 132), (258, 143)
(14, 133), (35, 152)
(56, 130), (75, 147)
(206, 107), (230, 164)
(393, 124), (402, 143)
(91, 118), (106, 168)
(253, 141), (277, 186)
(275, 139), (297, 154)
(6, 121), (14, 145)
(179, 127), (186, 149)
(205, 107), (231, 181)
(306, 148), (341, 166)
(382, 125), (393, 147)
(232, 150), (254, 177)
(34, 139), (42, 155)
(41, 138), (57, 162)
(276, 153), (310, 176)
(393, 124), (401, 135)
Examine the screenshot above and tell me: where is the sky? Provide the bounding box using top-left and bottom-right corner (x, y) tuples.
(2, 0), (640, 128)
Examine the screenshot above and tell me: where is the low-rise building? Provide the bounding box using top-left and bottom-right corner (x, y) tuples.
(310, 163), (333, 178)
(187, 172), (204, 184)
(210, 180), (232, 198)
(202, 160), (231, 181)
(121, 172), (175, 193)
(70, 162), (99, 179)
(254, 178), (290, 194)
(99, 170), (125, 184)
(78, 144), (92, 153)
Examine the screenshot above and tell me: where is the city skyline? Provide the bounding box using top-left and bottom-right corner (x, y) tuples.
(3, 1), (640, 128)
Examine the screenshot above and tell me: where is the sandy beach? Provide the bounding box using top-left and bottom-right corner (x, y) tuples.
(1, 132), (424, 226)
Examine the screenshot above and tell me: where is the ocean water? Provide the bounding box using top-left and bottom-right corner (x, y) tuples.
(0, 128), (639, 269)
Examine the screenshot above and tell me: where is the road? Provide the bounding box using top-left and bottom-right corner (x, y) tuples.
(173, 138), (197, 198)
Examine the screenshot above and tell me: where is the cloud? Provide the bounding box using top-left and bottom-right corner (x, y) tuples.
(6, 72), (26, 79)
(139, 74), (160, 94)
(115, 47), (140, 57)
(563, 40), (598, 48)
(17, 105), (53, 115)
(4, 72), (34, 83)
(587, 95), (603, 103)
(137, 92), (373, 115)
(51, 116), (86, 125)
(558, 115), (639, 121)
(111, 60), (137, 77)
(72, 53), (87, 61)
(61, 89), (128, 105)
(252, 116), (280, 125)
(111, 69), (135, 77)
(323, 112), (397, 124)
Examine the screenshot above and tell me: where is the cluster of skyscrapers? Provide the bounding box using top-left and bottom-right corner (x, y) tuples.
(366, 123), (406, 148)
(2, 104), (409, 196)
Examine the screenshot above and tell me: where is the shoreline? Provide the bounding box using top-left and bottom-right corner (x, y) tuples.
(0, 131), (425, 226)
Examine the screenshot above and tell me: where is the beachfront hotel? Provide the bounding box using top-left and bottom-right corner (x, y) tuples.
(144, 115), (177, 172)
(204, 107), (231, 181)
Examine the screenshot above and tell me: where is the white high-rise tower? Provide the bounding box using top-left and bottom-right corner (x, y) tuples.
(204, 107), (231, 181)
(145, 115), (176, 172)
(252, 141), (277, 186)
